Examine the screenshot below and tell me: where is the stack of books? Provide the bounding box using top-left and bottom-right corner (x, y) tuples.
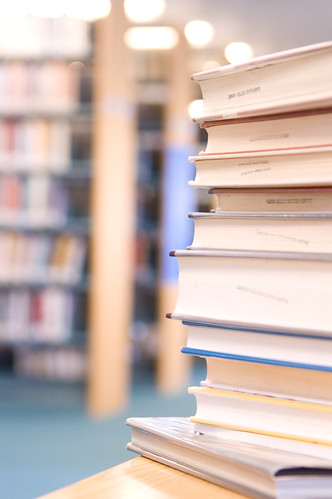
(127, 41), (332, 499)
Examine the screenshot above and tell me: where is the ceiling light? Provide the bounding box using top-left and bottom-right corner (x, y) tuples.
(28, 0), (66, 17)
(125, 27), (179, 50)
(124, 0), (165, 23)
(6, 0), (111, 20)
(184, 20), (214, 47)
(224, 42), (253, 64)
(65, 0), (111, 21)
(0, 0), (28, 17)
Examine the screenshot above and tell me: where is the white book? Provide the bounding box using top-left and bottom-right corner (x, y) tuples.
(200, 108), (332, 156)
(189, 385), (332, 445)
(127, 416), (332, 499)
(191, 41), (332, 122)
(188, 211), (332, 253)
(169, 249), (332, 337)
(189, 148), (332, 189)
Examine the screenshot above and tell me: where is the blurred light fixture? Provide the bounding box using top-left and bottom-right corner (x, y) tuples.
(224, 41), (253, 64)
(65, 0), (111, 21)
(0, 0), (111, 20)
(0, 0), (28, 17)
(184, 20), (214, 47)
(28, 0), (66, 17)
(124, 0), (165, 22)
(125, 26), (179, 50)
(188, 99), (203, 119)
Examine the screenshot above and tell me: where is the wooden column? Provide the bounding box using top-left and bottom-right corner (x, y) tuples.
(87, 0), (136, 416)
(157, 34), (197, 393)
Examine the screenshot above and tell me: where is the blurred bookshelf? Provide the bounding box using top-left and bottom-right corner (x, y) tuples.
(0, 15), (204, 410)
(132, 100), (164, 370)
(0, 16), (92, 383)
(131, 51), (170, 373)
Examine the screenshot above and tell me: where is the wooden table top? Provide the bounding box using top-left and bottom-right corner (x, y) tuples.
(38, 456), (249, 498)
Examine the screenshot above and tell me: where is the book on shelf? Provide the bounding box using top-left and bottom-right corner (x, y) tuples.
(127, 416), (332, 499)
(188, 211), (332, 253)
(0, 288), (75, 343)
(191, 40), (332, 122)
(169, 249), (332, 336)
(199, 108), (332, 156)
(0, 232), (87, 286)
(0, 60), (80, 114)
(189, 148), (332, 188)
(0, 119), (71, 171)
(188, 385), (332, 445)
(49, 234), (87, 284)
(14, 346), (86, 380)
(0, 16), (91, 59)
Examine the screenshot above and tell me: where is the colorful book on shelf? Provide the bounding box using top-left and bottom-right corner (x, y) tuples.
(188, 385), (332, 445)
(188, 147), (332, 188)
(127, 416), (332, 499)
(199, 108), (332, 156)
(168, 249), (332, 336)
(188, 211), (332, 253)
(191, 40), (332, 122)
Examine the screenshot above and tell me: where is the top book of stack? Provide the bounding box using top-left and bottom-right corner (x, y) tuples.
(191, 41), (332, 123)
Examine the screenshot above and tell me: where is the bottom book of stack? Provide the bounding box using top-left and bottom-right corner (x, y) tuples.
(126, 416), (332, 499)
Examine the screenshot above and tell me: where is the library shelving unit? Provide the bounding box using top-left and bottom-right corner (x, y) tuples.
(0, 15), (93, 383)
(0, 8), (205, 415)
(132, 100), (163, 370)
(130, 50), (168, 374)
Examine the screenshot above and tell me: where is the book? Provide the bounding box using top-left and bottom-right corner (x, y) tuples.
(127, 416), (332, 499)
(200, 108), (332, 156)
(209, 187), (332, 212)
(188, 211), (332, 253)
(191, 420), (332, 462)
(181, 321), (332, 375)
(191, 41), (332, 122)
(168, 249), (332, 336)
(189, 148), (332, 189)
(49, 235), (86, 284)
(183, 349), (332, 404)
(189, 385), (332, 445)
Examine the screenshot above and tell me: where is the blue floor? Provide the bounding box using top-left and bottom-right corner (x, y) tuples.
(0, 363), (205, 499)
